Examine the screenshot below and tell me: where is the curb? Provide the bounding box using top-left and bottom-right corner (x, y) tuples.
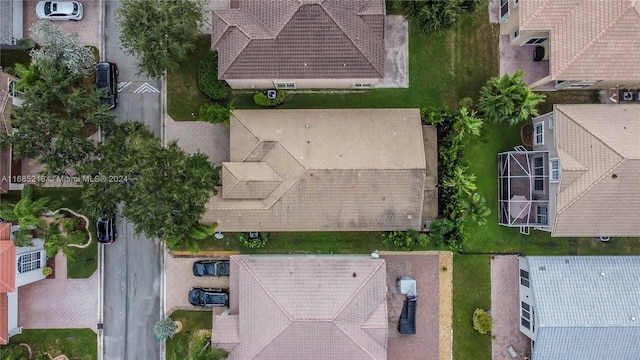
(169, 250), (240, 258)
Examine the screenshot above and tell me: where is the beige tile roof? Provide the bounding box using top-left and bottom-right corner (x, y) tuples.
(203, 109), (428, 231)
(520, 0), (640, 81)
(212, 0), (385, 80)
(553, 104), (640, 237)
(222, 162), (283, 199)
(212, 255), (388, 360)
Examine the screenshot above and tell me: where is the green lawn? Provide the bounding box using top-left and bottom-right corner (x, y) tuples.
(166, 310), (213, 358)
(4, 187), (98, 278)
(166, 35), (215, 121)
(8, 328), (97, 360)
(176, 231), (410, 253)
(452, 255), (491, 360)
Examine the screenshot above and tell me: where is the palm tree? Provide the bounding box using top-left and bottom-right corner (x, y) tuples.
(453, 106), (483, 143)
(478, 70), (546, 125)
(459, 193), (492, 226)
(443, 165), (477, 197)
(0, 186), (57, 247)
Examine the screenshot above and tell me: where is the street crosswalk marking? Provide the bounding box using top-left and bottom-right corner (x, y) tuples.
(117, 81), (132, 93)
(133, 82), (160, 94)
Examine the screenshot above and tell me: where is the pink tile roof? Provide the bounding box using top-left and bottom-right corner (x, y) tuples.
(0, 223), (15, 293)
(212, 255), (388, 360)
(520, 0), (640, 81)
(212, 0), (385, 80)
(553, 104), (640, 237)
(203, 109), (427, 232)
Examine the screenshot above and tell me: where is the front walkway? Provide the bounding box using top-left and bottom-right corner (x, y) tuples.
(18, 251), (98, 331)
(491, 255), (530, 360)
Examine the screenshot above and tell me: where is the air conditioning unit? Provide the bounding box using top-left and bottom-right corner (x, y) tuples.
(622, 91), (633, 101)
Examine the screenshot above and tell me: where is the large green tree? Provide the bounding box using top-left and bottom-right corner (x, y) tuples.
(400, 0), (462, 33)
(117, 0), (207, 78)
(29, 20), (95, 77)
(2, 61), (116, 176)
(81, 122), (220, 249)
(478, 70), (546, 125)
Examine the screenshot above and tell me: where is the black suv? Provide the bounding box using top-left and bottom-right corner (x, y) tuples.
(188, 287), (229, 307)
(96, 215), (116, 244)
(192, 260), (230, 277)
(95, 62), (118, 109)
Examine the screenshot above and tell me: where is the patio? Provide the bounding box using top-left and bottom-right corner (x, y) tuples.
(499, 35), (554, 91)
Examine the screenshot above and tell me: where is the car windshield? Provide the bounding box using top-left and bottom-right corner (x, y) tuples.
(203, 293), (224, 304)
(215, 262), (225, 273)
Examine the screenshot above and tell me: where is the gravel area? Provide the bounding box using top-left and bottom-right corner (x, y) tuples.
(491, 255), (531, 360)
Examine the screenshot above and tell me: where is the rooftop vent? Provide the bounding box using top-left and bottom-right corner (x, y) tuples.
(539, 266), (546, 271)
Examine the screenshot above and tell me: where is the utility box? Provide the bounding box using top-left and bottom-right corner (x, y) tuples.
(397, 276), (417, 299)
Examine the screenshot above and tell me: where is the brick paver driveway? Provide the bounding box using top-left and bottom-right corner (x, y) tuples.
(165, 116), (230, 166)
(24, 0), (101, 49)
(18, 251), (98, 331)
(381, 251), (453, 360)
(164, 251), (231, 314)
(491, 255), (531, 360)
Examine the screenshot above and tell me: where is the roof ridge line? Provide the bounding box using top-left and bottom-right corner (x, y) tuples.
(320, 3), (384, 76)
(333, 321), (380, 360)
(556, 3), (634, 78)
(239, 258), (293, 359)
(259, 141), (308, 209)
(333, 260), (385, 320)
(520, 0), (555, 28)
(557, 158), (625, 215)
(217, 28), (251, 78)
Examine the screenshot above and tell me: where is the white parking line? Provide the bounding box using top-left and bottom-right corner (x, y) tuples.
(133, 82), (160, 94)
(117, 81), (132, 93)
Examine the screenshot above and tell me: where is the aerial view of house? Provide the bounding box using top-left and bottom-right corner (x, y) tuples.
(3, 0), (640, 359)
(499, 104), (640, 237)
(496, 0), (640, 90)
(211, 0), (386, 89)
(203, 108), (434, 232)
(518, 256), (640, 360)
(212, 255), (388, 359)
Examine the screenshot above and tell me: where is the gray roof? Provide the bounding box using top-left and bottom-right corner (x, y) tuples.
(528, 256), (640, 360)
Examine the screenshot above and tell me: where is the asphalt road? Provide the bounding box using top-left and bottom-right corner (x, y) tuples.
(102, 1), (164, 359)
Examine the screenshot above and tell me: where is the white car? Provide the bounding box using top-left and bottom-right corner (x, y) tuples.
(36, 1), (83, 21)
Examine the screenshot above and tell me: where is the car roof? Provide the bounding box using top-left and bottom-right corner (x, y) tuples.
(51, 1), (75, 14)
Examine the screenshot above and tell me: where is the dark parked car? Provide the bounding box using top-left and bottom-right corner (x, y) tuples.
(95, 62), (118, 109)
(96, 215), (116, 244)
(188, 287), (229, 307)
(192, 260), (230, 277)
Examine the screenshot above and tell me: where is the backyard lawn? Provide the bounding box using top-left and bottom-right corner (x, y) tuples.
(452, 255), (491, 360)
(8, 328), (97, 360)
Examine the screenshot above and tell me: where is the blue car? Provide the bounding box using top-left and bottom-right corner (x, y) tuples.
(188, 287), (229, 307)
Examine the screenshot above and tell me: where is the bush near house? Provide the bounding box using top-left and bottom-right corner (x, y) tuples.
(254, 90), (286, 107)
(199, 103), (232, 125)
(472, 308), (492, 335)
(198, 51), (230, 100)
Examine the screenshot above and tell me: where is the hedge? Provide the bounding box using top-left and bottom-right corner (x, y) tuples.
(198, 51), (230, 100)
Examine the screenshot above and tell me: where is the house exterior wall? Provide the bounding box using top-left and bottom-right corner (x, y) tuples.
(6, 291), (19, 338)
(14, 238), (46, 287)
(499, 0), (520, 34)
(518, 256), (537, 341)
(531, 112), (558, 232)
(225, 78), (381, 90)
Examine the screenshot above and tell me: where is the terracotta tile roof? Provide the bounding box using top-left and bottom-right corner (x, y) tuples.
(203, 109), (428, 231)
(0, 223), (15, 293)
(0, 293), (7, 345)
(553, 104), (640, 237)
(520, 0), (640, 81)
(212, 255), (388, 360)
(212, 0), (385, 80)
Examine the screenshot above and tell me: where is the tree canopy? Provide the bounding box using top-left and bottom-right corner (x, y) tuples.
(477, 70), (546, 125)
(30, 20), (95, 77)
(81, 122), (220, 249)
(1, 61), (116, 176)
(117, 0), (207, 78)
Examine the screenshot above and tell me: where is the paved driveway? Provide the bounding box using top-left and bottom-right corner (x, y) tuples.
(164, 252), (231, 314)
(491, 255), (531, 360)
(18, 251), (98, 331)
(165, 115), (230, 165)
(23, 0), (101, 48)
(377, 16), (409, 89)
(380, 251), (453, 360)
